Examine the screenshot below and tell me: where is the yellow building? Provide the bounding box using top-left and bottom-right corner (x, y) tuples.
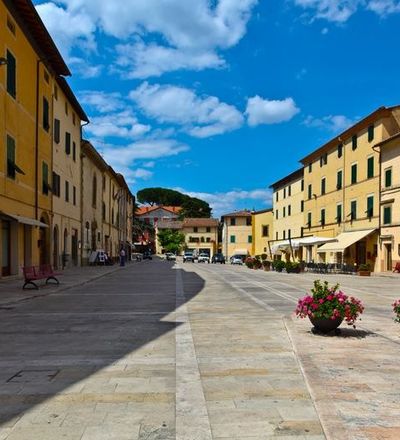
(183, 218), (219, 257)
(251, 208), (273, 256)
(302, 106), (400, 271)
(221, 210), (252, 258)
(269, 168), (304, 260)
(0, 0), (70, 277)
(52, 78), (88, 269)
(375, 132), (400, 271)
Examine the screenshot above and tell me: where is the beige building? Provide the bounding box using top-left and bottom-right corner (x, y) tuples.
(269, 168), (304, 260)
(375, 132), (400, 271)
(304, 106), (400, 271)
(251, 209), (273, 256)
(221, 210), (252, 258)
(52, 78), (88, 269)
(183, 218), (219, 257)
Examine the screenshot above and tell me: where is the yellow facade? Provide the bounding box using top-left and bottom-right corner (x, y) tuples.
(0, 1), (69, 277)
(183, 218), (219, 257)
(251, 209), (273, 256)
(221, 211), (252, 258)
(301, 106), (400, 270)
(376, 133), (400, 271)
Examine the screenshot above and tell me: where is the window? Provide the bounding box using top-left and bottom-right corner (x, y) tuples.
(65, 132), (71, 155)
(72, 142), (76, 161)
(288, 205), (291, 216)
(65, 180), (69, 202)
(320, 208), (325, 226)
(368, 124), (374, 142)
(275, 210), (278, 219)
(42, 162), (49, 195)
(301, 179), (304, 191)
(367, 196), (374, 218)
(206, 227), (211, 233)
(73, 113), (76, 126)
(283, 207), (286, 217)
(54, 85), (58, 100)
(351, 163), (357, 184)
(276, 192), (279, 202)
(52, 172), (60, 197)
(248, 235), (252, 244)
(336, 204), (342, 224)
(42, 97), (50, 131)
(301, 200), (304, 212)
(276, 232), (278, 240)
(350, 200), (357, 220)
(230, 235), (236, 243)
(65, 102), (68, 115)
(288, 229), (291, 239)
(193, 227), (198, 233)
(308, 184), (312, 200)
(6, 135), (16, 179)
(6, 50), (16, 98)
(73, 186), (76, 206)
(230, 218), (236, 226)
(92, 175), (97, 207)
(321, 177), (326, 195)
(102, 202), (106, 221)
(308, 162), (312, 173)
(337, 170), (343, 190)
(283, 230), (286, 239)
(367, 156), (374, 179)
(54, 119), (60, 144)
(384, 168), (392, 188)
(246, 217), (252, 226)
(320, 153), (327, 167)
(307, 212), (312, 228)
(283, 188), (286, 198)
(288, 185), (291, 196)
(262, 225), (269, 236)
(338, 143), (343, 158)
(7, 16), (16, 35)
(383, 206), (392, 225)
(352, 135), (357, 150)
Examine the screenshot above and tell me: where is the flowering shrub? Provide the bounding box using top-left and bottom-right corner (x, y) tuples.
(295, 280), (364, 328)
(392, 300), (400, 323)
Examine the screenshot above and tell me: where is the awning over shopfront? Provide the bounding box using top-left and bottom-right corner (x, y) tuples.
(298, 236), (337, 246)
(317, 229), (376, 253)
(0, 212), (48, 228)
(234, 249), (249, 255)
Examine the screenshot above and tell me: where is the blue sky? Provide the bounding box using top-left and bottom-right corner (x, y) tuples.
(34, 0), (400, 216)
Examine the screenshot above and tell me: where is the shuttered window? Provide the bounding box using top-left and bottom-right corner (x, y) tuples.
(367, 157), (374, 179)
(383, 206), (392, 225)
(54, 119), (60, 144)
(351, 164), (357, 184)
(7, 135), (16, 179)
(6, 50), (16, 98)
(43, 97), (50, 132)
(42, 162), (49, 195)
(367, 196), (374, 218)
(65, 132), (71, 155)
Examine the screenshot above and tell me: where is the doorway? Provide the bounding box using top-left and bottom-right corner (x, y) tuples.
(1, 221), (11, 276)
(71, 229), (78, 266)
(356, 241), (366, 266)
(385, 243), (392, 271)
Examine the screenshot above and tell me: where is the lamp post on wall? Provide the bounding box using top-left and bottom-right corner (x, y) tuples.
(0, 57), (8, 66)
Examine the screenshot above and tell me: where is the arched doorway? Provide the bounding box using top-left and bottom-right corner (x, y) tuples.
(39, 213), (50, 265)
(53, 226), (59, 269)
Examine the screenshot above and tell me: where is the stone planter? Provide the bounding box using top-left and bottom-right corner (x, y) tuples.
(309, 316), (343, 334)
(358, 270), (371, 277)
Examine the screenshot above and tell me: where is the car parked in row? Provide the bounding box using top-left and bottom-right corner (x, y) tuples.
(183, 251), (195, 263)
(230, 254), (246, 265)
(211, 253), (226, 264)
(197, 253), (210, 263)
(165, 252), (176, 261)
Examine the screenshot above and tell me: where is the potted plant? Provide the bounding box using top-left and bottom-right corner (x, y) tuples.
(295, 280), (364, 333)
(358, 263), (371, 276)
(253, 259), (262, 269)
(262, 260), (271, 271)
(285, 261), (300, 273)
(272, 260), (285, 273)
(392, 300), (400, 323)
(245, 257), (254, 269)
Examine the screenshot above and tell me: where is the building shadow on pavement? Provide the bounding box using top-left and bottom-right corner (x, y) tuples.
(0, 260), (205, 429)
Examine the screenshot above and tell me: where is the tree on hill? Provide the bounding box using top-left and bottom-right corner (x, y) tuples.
(157, 229), (185, 254)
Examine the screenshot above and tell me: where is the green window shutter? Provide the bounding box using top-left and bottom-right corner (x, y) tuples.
(230, 235), (235, 243)
(320, 209), (325, 226)
(352, 135), (357, 150)
(43, 97), (50, 131)
(367, 157), (374, 179)
(351, 201), (357, 220)
(307, 212), (312, 228)
(54, 119), (60, 144)
(383, 206), (392, 225)
(6, 50), (16, 98)
(385, 169), (392, 188)
(308, 184), (312, 199)
(351, 164), (357, 184)
(337, 170), (342, 189)
(301, 200), (304, 212)
(42, 162), (48, 194)
(7, 135), (16, 179)
(288, 205), (291, 216)
(65, 132), (71, 155)
(336, 204), (342, 223)
(337, 143), (343, 158)
(367, 196), (374, 217)
(368, 125), (374, 142)
(248, 235), (252, 244)
(321, 178), (326, 195)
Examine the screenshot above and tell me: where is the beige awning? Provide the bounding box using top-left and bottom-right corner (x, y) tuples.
(317, 229), (376, 253)
(298, 236), (337, 246)
(0, 212), (48, 228)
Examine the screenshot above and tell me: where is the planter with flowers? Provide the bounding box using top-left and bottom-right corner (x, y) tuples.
(295, 280), (365, 333)
(358, 263), (371, 276)
(392, 300), (400, 323)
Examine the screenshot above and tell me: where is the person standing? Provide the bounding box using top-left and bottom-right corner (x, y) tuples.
(120, 248), (126, 267)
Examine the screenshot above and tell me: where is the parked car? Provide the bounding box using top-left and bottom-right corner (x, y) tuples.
(211, 253), (225, 264)
(230, 255), (246, 265)
(198, 253), (210, 263)
(183, 252), (195, 263)
(165, 252), (176, 261)
(143, 251), (153, 260)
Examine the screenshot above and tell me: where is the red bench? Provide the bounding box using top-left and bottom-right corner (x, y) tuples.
(393, 262), (400, 273)
(22, 265), (61, 290)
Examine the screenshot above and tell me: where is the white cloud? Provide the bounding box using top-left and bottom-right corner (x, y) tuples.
(36, 0), (257, 77)
(85, 110), (151, 139)
(304, 114), (355, 132)
(69, 57), (103, 78)
(294, 0), (400, 23)
(79, 91), (125, 113)
(246, 96), (300, 126)
(130, 82), (244, 138)
(175, 188), (273, 217)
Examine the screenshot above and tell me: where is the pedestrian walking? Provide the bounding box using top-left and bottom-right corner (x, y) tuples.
(120, 248), (126, 267)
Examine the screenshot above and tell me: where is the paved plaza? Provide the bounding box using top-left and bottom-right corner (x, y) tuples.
(0, 260), (399, 439)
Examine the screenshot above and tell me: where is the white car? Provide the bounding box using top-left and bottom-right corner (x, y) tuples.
(230, 255), (244, 265)
(197, 253), (210, 263)
(165, 252), (176, 261)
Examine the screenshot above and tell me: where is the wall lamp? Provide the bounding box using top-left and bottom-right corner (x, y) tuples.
(0, 57), (8, 66)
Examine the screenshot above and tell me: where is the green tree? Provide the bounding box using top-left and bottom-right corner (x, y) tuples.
(137, 188), (186, 206)
(157, 229), (186, 254)
(178, 197), (212, 219)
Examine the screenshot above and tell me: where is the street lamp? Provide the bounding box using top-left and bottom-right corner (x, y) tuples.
(0, 57), (8, 66)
